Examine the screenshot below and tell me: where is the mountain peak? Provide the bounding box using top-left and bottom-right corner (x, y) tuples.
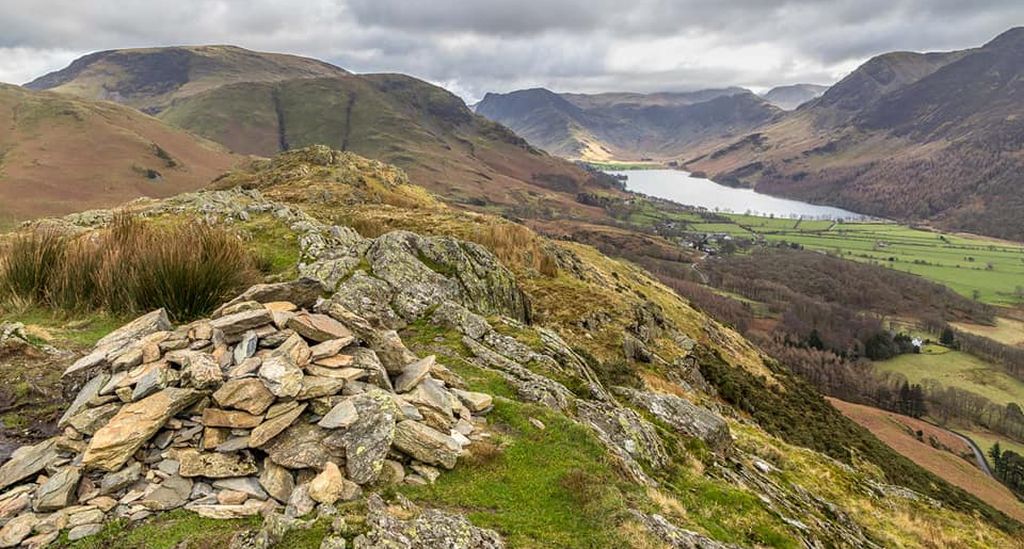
(983, 26), (1024, 50)
(25, 45), (348, 113)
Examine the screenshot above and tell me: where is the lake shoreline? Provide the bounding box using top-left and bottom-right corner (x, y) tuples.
(609, 168), (876, 221)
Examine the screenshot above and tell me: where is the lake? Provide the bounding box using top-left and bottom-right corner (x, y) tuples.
(609, 169), (869, 220)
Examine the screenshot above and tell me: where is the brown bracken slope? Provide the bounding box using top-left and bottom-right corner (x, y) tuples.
(0, 84), (238, 221)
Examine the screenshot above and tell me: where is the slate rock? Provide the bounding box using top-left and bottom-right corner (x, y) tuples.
(83, 388), (203, 472)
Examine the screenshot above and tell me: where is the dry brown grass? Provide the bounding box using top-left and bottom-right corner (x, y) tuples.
(464, 439), (503, 466)
(830, 398), (1024, 524)
(0, 214), (259, 320)
(617, 519), (671, 549)
(466, 222), (559, 277)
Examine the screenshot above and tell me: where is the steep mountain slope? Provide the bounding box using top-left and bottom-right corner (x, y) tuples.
(1, 146), (1020, 547)
(0, 84), (238, 221)
(761, 84), (828, 110)
(476, 87), (780, 160)
(687, 27), (1024, 241)
(27, 47), (616, 219)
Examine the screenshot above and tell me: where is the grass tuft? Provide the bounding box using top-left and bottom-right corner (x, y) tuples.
(0, 214), (260, 321)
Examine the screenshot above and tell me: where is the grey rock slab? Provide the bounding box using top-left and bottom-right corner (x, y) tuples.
(317, 399), (358, 429)
(67, 523), (104, 542)
(99, 462), (142, 495)
(213, 477), (268, 500)
(614, 387), (732, 455)
(259, 458), (295, 503)
(217, 279), (324, 313)
(249, 403), (307, 448)
(33, 466), (82, 512)
(259, 355), (304, 398)
(141, 474), (193, 511)
(263, 423), (343, 471)
(328, 390), (399, 484)
(64, 309), (171, 376)
(393, 355), (435, 393)
(58, 372), (111, 428)
(0, 439), (59, 491)
(210, 308), (273, 340)
(391, 420), (461, 469)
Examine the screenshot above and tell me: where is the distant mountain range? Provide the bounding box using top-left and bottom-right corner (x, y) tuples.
(475, 87), (780, 160)
(687, 27), (1024, 240)
(475, 28), (1024, 241)
(761, 84), (828, 110)
(11, 45), (616, 222)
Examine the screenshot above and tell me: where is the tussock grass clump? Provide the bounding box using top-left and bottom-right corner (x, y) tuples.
(0, 214), (259, 321)
(468, 223), (559, 277)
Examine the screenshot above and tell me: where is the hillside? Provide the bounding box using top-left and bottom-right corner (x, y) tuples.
(476, 87), (779, 161)
(830, 398), (1024, 523)
(761, 84), (828, 110)
(0, 147), (1021, 547)
(686, 27), (1024, 241)
(25, 47), (619, 220)
(0, 84), (238, 221)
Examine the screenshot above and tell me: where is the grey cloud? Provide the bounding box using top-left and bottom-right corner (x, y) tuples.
(0, 0), (1021, 101)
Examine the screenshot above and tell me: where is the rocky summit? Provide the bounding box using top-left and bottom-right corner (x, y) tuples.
(0, 281), (498, 547)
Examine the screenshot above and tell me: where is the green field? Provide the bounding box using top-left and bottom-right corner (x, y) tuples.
(874, 344), (1024, 407)
(961, 430), (1024, 467)
(715, 215), (1024, 305)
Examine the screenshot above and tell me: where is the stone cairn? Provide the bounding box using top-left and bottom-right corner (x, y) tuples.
(0, 280), (494, 547)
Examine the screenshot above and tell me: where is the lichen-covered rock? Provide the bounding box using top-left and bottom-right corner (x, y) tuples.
(576, 401), (667, 485)
(630, 511), (738, 549)
(176, 449), (258, 478)
(366, 231), (529, 323)
(430, 302), (491, 340)
(333, 272), (403, 329)
(217, 278), (325, 314)
(263, 423), (344, 471)
(327, 390), (400, 484)
(353, 494), (503, 549)
(614, 387), (732, 455)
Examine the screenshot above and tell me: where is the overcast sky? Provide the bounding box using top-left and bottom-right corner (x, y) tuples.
(1, 1), (1021, 102)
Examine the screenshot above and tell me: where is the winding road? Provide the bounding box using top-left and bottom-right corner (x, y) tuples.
(950, 428), (993, 476)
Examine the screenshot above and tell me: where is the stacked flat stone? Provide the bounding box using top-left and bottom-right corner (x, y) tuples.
(0, 281), (494, 548)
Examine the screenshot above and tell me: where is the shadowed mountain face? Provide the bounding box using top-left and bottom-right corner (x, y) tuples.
(25, 45), (349, 114)
(686, 27), (1024, 241)
(475, 87), (780, 160)
(761, 84), (828, 110)
(0, 84), (238, 220)
(26, 46), (616, 217)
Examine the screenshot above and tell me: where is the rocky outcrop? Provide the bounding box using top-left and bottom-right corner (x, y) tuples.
(614, 387), (732, 455)
(352, 494), (504, 549)
(0, 286), (495, 543)
(631, 511), (739, 549)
